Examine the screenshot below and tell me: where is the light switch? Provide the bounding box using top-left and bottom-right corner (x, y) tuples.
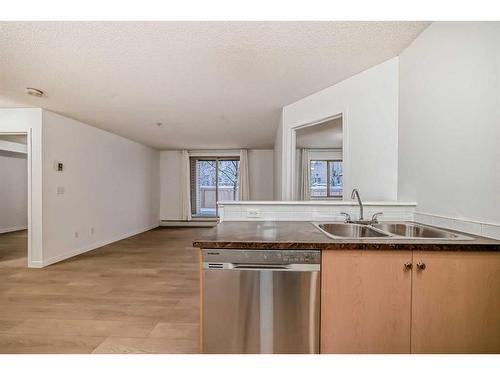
(54, 161), (64, 171)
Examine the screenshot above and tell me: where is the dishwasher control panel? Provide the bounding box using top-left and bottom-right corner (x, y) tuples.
(203, 249), (321, 265)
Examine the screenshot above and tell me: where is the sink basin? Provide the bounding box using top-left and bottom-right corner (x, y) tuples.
(316, 223), (390, 238)
(371, 222), (472, 239)
(315, 221), (474, 240)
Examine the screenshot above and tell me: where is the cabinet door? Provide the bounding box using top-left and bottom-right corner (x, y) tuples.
(412, 251), (500, 353)
(321, 250), (412, 353)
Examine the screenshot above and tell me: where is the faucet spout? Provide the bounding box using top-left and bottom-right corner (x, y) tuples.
(350, 188), (364, 220)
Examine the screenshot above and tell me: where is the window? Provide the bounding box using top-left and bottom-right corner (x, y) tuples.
(309, 160), (343, 198)
(190, 157), (240, 217)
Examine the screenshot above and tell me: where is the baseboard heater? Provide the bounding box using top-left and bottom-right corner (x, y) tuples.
(160, 219), (218, 228)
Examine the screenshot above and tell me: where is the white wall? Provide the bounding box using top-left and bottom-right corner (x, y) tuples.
(248, 149), (274, 201)
(277, 58), (399, 201)
(0, 153), (27, 233)
(160, 149), (274, 220)
(399, 22), (500, 232)
(41, 110), (160, 265)
(160, 150), (183, 220)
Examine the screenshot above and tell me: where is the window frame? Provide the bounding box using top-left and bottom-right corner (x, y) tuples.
(309, 159), (343, 199)
(190, 156), (240, 217)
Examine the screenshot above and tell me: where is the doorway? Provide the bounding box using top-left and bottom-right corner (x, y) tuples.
(0, 133), (29, 265)
(293, 115), (345, 200)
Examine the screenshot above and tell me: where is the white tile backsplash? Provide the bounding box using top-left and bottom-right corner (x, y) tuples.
(293, 205), (317, 213)
(481, 223), (500, 240)
(219, 202), (500, 240)
(413, 212), (434, 226)
(413, 212), (500, 240)
(219, 201), (416, 224)
(451, 219), (482, 236)
(291, 211), (313, 221)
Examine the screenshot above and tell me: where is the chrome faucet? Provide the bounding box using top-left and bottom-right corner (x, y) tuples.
(371, 212), (383, 224)
(351, 189), (364, 221)
(340, 212), (352, 223)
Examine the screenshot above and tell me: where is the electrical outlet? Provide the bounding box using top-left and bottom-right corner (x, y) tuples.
(247, 208), (261, 218)
(90, 227), (95, 235)
(74, 231), (79, 238)
(57, 186), (65, 195)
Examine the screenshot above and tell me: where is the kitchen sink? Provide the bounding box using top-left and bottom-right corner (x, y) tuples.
(316, 223), (390, 239)
(371, 222), (472, 239)
(315, 221), (474, 240)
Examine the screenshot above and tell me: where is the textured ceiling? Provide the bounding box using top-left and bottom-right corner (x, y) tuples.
(0, 21), (430, 149)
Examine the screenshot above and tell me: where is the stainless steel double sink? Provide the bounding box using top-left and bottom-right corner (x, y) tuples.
(315, 222), (473, 240)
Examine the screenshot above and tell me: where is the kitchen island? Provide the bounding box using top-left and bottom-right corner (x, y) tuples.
(193, 221), (500, 354)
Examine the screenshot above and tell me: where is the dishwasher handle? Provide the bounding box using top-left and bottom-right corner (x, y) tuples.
(203, 262), (320, 271)
(232, 264), (289, 270)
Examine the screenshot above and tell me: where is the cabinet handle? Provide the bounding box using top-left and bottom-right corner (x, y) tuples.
(403, 262), (413, 271)
(416, 262), (426, 271)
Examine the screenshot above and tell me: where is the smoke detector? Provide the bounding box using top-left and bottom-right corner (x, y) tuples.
(26, 87), (45, 97)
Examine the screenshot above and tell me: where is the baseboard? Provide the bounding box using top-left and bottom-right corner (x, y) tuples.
(160, 220), (218, 227)
(38, 224), (159, 268)
(0, 225), (28, 234)
(28, 260), (44, 268)
(414, 212), (500, 240)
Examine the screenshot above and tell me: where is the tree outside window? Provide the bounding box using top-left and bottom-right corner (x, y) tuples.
(310, 160), (343, 198)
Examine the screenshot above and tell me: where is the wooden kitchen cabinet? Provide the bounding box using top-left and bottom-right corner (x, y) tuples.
(411, 251), (500, 353)
(321, 249), (500, 354)
(321, 250), (412, 353)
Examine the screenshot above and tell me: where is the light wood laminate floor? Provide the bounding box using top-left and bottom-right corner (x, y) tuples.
(0, 228), (204, 353)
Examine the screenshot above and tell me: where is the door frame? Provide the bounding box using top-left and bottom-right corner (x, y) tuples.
(285, 110), (349, 200)
(0, 129), (33, 265)
(190, 156), (240, 218)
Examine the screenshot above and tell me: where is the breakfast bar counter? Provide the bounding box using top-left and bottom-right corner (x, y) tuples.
(192, 221), (500, 251)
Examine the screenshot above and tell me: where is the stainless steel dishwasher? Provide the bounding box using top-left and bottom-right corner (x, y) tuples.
(202, 249), (321, 354)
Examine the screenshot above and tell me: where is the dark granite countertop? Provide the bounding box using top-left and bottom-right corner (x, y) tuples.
(192, 221), (500, 251)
